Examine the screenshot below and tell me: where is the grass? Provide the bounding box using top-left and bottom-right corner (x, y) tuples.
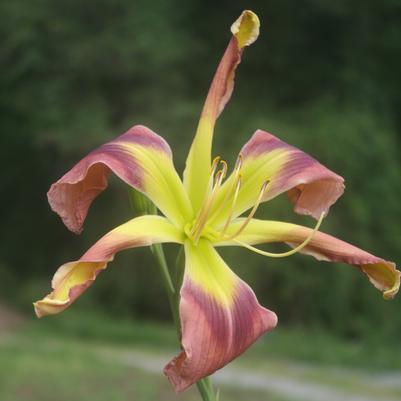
(24, 309), (401, 371)
(0, 333), (288, 401)
(2, 309), (401, 401)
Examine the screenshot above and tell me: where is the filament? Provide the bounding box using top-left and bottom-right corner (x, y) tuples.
(218, 159), (228, 181)
(232, 212), (325, 258)
(191, 159), (227, 243)
(233, 154), (243, 177)
(221, 180), (271, 241)
(219, 175), (242, 237)
(209, 157), (221, 186)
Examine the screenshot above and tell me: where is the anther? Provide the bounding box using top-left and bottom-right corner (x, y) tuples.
(200, 156), (220, 196)
(219, 159), (228, 181)
(210, 156), (220, 177)
(208, 154), (243, 222)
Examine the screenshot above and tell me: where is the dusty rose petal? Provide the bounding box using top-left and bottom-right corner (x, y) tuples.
(164, 240), (277, 392)
(211, 130), (345, 225)
(48, 124), (191, 233)
(227, 219), (400, 300)
(184, 10), (260, 211)
(242, 130), (345, 219)
(34, 216), (183, 317)
(292, 228), (400, 300)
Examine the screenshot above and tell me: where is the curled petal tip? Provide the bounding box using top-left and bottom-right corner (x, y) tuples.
(382, 268), (400, 300)
(47, 186), (86, 235)
(33, 298), (69, 318)
(231, 10), (260, 48)
(358, 261), (400, 300)
(33, 301), (43, 318)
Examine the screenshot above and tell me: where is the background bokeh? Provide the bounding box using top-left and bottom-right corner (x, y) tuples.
(1, 1), (400, 400)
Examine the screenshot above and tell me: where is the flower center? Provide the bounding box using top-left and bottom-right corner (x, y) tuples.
(188, 154), (266, 244)
(187, 156), (226, 244)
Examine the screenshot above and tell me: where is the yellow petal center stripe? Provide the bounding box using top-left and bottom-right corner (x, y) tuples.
(184, 240), (236, 307)
(52, 262), (105, 301)
(122, 143), (193, 226)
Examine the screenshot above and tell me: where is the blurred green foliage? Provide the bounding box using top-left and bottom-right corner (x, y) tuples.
(0, 0), (400, 342)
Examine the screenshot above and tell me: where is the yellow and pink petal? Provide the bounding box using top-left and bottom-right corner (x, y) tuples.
(48, 124), (192, 233)
(224, 219), (400, 300)
(212, 130), (345, 226)
(184, 10), (260, 212)
(34, 215), (184, 317)
(164, 239), (277, 392)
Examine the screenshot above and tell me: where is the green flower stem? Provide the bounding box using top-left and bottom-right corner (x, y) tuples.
(150, 242), (180, 337)
(197, 377), (218, 401)
(174, 247), (185, 312)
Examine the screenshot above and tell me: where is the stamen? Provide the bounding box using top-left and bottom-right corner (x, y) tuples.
(218, 159), (228, 181)
(191, 159), (227, 243)
(191, 156), (220, 231)
(193, 156), (221, 225)
(222, 180), (271, 241)
(234, 154), (243, 176)
(209, 156), (221, 185)
(232, 212), (325, 258)
(208, 154), (243, 222)
(219, 174), (241, 237)
(213, 168), (225, 189)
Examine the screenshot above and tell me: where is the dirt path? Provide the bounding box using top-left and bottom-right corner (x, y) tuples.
(101, 348), (401, 401)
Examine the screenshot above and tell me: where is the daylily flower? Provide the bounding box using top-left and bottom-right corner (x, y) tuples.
(34, 10), (399, 393)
